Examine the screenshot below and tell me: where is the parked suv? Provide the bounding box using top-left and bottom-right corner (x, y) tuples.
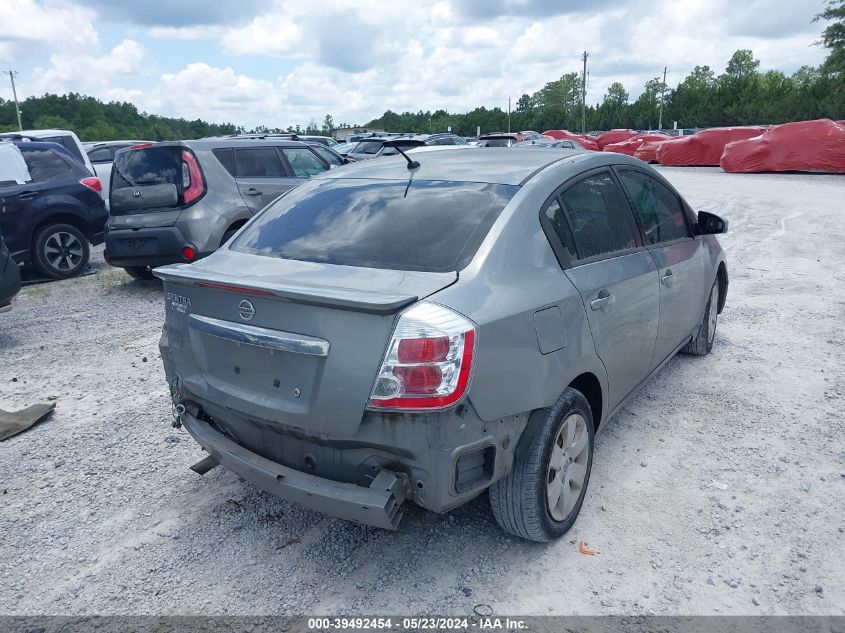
(0, 140), (106, 279)
(157, 148), (728, 541)
(104, 138), (334, 279)
(0, 129), (94, 175)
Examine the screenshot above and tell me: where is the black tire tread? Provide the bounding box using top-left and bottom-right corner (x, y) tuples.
(682, 278), (719, 356)
(489, 388), (593, 542)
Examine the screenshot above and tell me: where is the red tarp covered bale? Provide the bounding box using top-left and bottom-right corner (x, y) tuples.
(603, 133), (670, 156)
(596, 129), (638, 150)
(542, 130), (599, 150)
(657, 126), (766, 166)
(720, 119), (845, 174)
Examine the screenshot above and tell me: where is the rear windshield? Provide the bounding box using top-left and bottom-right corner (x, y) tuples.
(480, 138), (513, 147)
(231, 178), (518, 272)
(111, 146), (182, 193)
(351, 140), (383, 155)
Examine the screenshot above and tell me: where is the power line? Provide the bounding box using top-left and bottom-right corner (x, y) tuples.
(3, 69), (23, 131)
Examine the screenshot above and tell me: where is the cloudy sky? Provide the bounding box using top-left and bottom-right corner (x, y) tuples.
(0, 0), (829, 129)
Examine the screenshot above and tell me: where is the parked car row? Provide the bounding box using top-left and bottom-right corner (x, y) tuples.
(1, 128), (730, 545)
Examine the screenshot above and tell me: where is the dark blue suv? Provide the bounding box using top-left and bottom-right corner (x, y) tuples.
(0, 140), (107, 279)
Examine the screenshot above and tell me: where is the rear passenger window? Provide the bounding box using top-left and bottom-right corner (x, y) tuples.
(19, 148), (70, 182)
(560, 172), (640, 260)
(618, 170), (690, 244)
(235, 148), (286, 178)
(281, 147), (329, 178)
(213, 148), (236, 176)
(544, 198), (578, 261)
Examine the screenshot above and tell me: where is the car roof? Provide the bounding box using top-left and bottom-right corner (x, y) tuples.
(313, 147), (596, 186)
(181, 138), (315, 150)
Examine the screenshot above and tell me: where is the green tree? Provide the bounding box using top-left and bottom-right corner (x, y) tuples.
(816, 0), (845, 73)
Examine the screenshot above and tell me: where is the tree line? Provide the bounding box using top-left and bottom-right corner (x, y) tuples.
(0, 93), (239, 140)
(363, 49), (844, 136)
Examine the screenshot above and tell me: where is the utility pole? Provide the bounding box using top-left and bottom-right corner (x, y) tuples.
(658, 65), (668, 131)
(581, 51), (588, 134)
(507, 97), (511, 133)
(3, 69), (23, 131)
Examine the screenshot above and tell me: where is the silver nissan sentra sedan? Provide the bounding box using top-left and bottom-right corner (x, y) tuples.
(156, 147), (728, 542)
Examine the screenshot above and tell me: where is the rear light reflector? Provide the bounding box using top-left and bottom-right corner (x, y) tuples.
(181, 149), (205, 205)
(195, 282), (274, 296)
(368, 302), (476, 411)
(181, 245), (197, 261)
(80, 177), (102, 193)
(397, 336), (449, 363)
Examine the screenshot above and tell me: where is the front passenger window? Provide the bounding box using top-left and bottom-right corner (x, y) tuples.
(560, 172), (640, 260)
(618, 170), (690, 244)
(281, 148), (329, 178)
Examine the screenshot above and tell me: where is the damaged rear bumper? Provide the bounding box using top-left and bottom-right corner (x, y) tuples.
(181, 412), (410, 530)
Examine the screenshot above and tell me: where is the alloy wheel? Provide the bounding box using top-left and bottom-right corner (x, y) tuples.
(546, 413), (590, 521)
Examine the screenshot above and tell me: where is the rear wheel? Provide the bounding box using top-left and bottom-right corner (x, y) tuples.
(682, 279), (719, 355)
(32, 223), (89, 279)
(123, 266), (156, 281)
(489, 388), (594, 542)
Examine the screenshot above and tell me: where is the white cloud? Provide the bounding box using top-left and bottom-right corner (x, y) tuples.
(220, 15), (304, 57)
(0, 0), (98, 60)
(25, 40), (145, 96)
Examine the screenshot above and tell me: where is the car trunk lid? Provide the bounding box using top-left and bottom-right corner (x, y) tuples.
(156, 251), (457, 436)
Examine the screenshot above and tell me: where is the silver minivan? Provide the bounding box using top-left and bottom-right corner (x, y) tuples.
(104, 138), (334, 279)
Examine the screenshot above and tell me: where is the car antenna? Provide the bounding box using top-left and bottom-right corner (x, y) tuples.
(382, 140), (419, 170)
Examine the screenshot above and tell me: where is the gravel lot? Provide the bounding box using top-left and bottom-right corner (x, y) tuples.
(1, 168), (843, 616)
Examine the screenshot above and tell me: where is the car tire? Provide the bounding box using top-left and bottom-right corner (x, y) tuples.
(489, 387), (594, 542)
(32, 223), (90, 280)
(123, 266), (156, 281)
(682, 278), (719, 356)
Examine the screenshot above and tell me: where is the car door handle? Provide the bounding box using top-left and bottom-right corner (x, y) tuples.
(243, 188), (262, 196)
(661, 269), (674, 287)
(590, 292), (616, 311)
(17, 192), (38, 200)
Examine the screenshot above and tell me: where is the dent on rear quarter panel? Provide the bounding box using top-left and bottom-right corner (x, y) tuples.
(431, 170), (608, 425)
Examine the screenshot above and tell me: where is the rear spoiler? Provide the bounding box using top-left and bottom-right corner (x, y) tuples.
(154, 265), (418, 315)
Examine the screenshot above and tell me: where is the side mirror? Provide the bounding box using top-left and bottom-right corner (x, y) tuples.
(697, 210), (728, 235)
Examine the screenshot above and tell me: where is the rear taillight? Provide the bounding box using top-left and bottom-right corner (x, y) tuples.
(181, 149), (204, 205)
(368, 302), (476, 411)
(80, 177), (102, 193)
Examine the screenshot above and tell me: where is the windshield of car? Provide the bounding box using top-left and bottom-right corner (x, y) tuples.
(351, 140), (384, 154)
(231, 178), (518, 272)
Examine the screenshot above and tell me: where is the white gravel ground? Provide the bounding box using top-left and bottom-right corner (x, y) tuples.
(0, 168), (843, 616)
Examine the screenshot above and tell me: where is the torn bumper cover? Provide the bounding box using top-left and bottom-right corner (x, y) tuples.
(181, 412), (410, 530)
